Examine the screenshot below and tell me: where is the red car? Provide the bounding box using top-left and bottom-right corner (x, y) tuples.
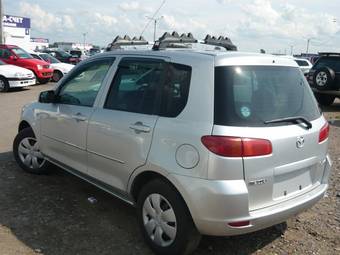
(0, 45), (53, 84)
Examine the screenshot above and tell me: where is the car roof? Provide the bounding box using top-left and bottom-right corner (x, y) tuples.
(97, 49), (299, 67)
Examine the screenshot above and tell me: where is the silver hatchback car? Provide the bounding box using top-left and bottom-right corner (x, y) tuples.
(13, 41), (331, 254)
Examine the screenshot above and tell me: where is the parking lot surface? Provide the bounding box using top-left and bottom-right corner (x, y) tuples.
(0, 84), (339, 255)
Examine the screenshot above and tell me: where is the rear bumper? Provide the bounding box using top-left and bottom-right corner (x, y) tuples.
(170, 155), (331, 236)
(8, 78), (36, 88)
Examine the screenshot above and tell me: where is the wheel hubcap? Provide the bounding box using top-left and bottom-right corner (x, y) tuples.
(316, 72), (327, 86)
(142, 193), (177, 247)
(18, 137), (45, 169)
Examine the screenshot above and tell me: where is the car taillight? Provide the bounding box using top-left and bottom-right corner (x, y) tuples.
(319, 123), (330, 143)
(201, 136), (272, 157)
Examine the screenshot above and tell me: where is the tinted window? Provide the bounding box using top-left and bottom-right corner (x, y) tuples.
(214, 66), (320, 127)
(12, 48), (33, 59)
(295, 60), (309, 66)
(40, 53), (60, 63)
(57, 59), (114, 107)
(30, 54), (41, 60)
(313, 57), (340, 71)
(105, 58), (165, 115)
(160, 63), (191, 117)
(0, 48), (12, 59)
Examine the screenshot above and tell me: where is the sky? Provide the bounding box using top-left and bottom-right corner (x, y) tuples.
(4, 0), (340, 54)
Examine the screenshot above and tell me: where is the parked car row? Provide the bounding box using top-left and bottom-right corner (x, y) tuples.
(0, 44), (76, 92)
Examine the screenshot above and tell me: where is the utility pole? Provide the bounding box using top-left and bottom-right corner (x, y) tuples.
(146, 16), (163, 42)
(306, 38), (311, 54)
(290, 45), (293, 55)
(0, 0), (3, 44)
(82, 32), (87, 50)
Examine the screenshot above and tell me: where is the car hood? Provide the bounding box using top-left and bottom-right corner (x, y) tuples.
(50, 63), (74, 73)
(18, 58), (50, 66)
(0, 64), (34, 76)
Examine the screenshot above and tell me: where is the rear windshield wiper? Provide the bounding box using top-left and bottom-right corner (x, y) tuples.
(264, 116), (312, 129)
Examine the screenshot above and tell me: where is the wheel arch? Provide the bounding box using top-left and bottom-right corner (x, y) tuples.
(128, 169), (199, 226)
(18, 120), (31, 132)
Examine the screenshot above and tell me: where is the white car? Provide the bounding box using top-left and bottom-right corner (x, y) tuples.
(30, 52), (74, 82)
(294, 58), (313, 74)
(0, 60), (35, 92)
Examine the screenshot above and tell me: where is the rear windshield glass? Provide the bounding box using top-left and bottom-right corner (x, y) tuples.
(214, 66), (320, 127)
(313, 57), (340, 72)
(295, 60), (309, 66)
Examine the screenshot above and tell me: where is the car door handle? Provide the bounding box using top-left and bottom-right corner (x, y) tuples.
(71, 113), (87, 122)
(129, 122), (151, 134)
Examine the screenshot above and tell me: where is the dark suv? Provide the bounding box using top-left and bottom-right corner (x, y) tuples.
(306, 53), (340, 106)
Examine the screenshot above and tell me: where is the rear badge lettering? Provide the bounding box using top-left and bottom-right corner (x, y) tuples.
(249, 179), (267, 185)
(296, 136), (305, 148)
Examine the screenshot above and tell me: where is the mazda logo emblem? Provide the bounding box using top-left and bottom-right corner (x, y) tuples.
(296, 136), (305, 148)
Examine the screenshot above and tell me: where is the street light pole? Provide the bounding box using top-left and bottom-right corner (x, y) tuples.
(82, 32), (87, 50)
(306, 38), (311, 54)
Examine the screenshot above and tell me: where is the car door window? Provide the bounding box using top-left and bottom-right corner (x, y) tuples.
(0, 49), (12, 59)
(57, 59), (114, 107)
(105, 58), (165, 115)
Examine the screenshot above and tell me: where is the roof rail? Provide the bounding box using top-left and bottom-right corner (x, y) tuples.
(203, 35), (237, 51)
(106, 35), (148, 51)
(152, 31), (237, 51)
(318, 52), (340, 57)
(152, 32), (198, 50)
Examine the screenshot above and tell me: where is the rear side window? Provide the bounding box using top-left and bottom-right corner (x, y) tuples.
(214, 66), (320, 127)
(160, 63), (191, 117)
(313, 57), (340, 72)
(105, 58), (165, 115)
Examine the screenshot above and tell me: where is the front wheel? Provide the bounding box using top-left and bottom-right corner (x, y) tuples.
(0, 77), (9, 92)
(137, 179), (201, 255)
(314, 93), (335, 106)
(52, 71), (63, 82)
(13, 127), (50, 174)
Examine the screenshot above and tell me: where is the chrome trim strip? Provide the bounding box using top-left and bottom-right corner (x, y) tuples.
(42, 135), (85, 150)
(87, 149), (125, 164)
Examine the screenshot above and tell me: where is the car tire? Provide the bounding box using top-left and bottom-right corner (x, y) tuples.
(314, 93), (335, 106)
(137, 179), (201, 255)
(313, 67), (335, 90)
(13, 127), (50, 174)
(52, 70), (63, 82)
(0, 76), (10, 92)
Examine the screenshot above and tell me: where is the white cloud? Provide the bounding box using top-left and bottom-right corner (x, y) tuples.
(119, 1), (152, 12)
(94, 13), (118, 27)
(19, 2), (75, 32)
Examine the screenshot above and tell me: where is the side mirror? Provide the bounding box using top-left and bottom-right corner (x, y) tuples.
(39, 90), (56, 103)
(9, 55), (18, 60)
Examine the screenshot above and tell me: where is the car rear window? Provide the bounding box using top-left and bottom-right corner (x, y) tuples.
(214, 66), (320, 127)
(313, 57), (340, 72)
(295, 60), (309, 66)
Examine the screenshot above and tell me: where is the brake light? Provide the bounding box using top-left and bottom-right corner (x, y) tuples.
(201, 136), (272, 157)
(319, 123), (330, 143)
(228, 220), (250, 228)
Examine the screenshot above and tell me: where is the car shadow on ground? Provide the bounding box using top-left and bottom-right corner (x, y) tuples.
(0, 151), (285, 255)
(321, 101), (340, 113)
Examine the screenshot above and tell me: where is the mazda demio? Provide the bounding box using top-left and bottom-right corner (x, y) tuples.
(13, 34), (331, 255)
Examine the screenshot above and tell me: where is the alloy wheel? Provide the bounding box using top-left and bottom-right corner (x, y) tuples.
(316, 72), (328, 86)
(18, 137), (45, 169)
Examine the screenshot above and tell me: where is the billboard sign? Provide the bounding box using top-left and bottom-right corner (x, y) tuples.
(30, 38), (49, 43)
(3, 15), (31, 29)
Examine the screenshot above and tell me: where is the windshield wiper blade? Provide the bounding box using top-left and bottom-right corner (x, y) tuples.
(264, 116), (312, 129)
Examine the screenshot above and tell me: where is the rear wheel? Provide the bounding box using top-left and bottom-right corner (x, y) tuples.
(314, 93), (335, 106)
(0, 77), (9, 92)
(52, 70), (63, 82)
(313, 67), (335, 90)
(13, 127), (50, 174)
(137, 179), (201, 255)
